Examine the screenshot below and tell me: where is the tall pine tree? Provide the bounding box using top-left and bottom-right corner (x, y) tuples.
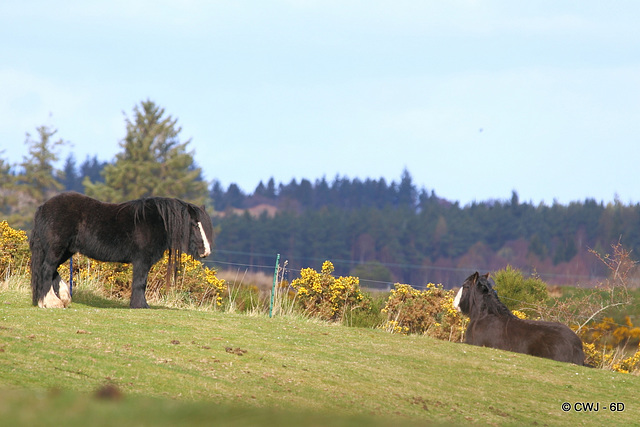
(0, 152), (15, 218)
(18, 126), (65, 201)
(84, 100), (208, 204)
(5, 126), (66, 228)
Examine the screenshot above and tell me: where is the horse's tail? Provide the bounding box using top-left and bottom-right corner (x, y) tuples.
(29, 206), (47, 306)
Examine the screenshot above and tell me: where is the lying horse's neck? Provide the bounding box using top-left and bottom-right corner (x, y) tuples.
(476, 291), (516, 319)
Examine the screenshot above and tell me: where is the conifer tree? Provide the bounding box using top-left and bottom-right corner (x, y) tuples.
(60, 154), (81, 192)
(80, 156), (107, 185)
(84, 100), (208, 204)
(3, 126), (66, 228)
(0, 152), (15, 217)
(18, 126), (65, 203)
(0, 153), (12, 185)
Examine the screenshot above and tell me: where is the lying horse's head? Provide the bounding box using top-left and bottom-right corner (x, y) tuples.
(453, 272), (492, 316)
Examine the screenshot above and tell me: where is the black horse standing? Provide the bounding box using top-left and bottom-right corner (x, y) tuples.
(30, 192), (214, 308)
(454, 272), (585, 365)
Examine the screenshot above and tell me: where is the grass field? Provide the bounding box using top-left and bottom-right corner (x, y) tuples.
(1, 284), (638, 426)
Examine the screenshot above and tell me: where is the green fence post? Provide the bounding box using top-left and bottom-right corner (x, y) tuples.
(269, 254), (280, 318)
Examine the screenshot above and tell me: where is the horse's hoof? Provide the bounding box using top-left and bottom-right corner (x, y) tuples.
(38, 298), (66, 308)
(130, 302), (150, 309)
(39, 287), (66, 308)
(58, 279), (72, 308)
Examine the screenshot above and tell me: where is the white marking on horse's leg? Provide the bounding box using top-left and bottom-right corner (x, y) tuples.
(58, 279), (71, 308)
(39, 286), (65, 308)
(453, 287), (463, 312)
(197, 222), (211, 257)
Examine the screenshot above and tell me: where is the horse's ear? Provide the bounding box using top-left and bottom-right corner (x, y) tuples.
(472, 272), (479, 282)
(186, 204), (199, 222)
(477, 275), (491, 293)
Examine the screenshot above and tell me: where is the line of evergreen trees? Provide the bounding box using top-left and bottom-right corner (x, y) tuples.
(210, 169), (427, 212)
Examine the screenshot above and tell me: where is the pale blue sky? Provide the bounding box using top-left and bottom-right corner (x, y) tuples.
(1, 1), (639, 206)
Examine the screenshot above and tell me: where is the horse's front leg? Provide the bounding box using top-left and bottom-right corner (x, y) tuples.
(40, 284), (65, 308)
(53, 272), (72, 308)
(130, 263), (151, 309)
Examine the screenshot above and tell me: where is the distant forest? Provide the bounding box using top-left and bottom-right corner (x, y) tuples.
(59, 163), (640, 289)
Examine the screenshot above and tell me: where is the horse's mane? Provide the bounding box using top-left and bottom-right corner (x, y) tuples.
(124, 198), (192, 246)
(474, 275), (515, 318)
(124, 197), (193, 284)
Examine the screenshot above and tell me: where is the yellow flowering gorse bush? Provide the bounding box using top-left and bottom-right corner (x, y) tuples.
(578, 316), (640, 373)
(610, 349), (640, 374)
(381, 282), (467, 341)
(290, 260), (368, 321)
(0, 221), (30, 278)
(147, 252), (227, 307)
(512, 310), (528, 320)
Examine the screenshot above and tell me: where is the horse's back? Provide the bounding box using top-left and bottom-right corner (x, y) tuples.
(34, 192), (129, 257)
(519, 319), (584, 364)
(37, 192), (98, 222)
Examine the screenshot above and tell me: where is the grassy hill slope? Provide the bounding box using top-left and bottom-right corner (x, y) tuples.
(0, 287), (637, 426)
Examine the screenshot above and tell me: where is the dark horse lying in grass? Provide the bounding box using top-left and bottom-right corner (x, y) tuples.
(454, 272), (585, 365)
(30, 192), (214, 308)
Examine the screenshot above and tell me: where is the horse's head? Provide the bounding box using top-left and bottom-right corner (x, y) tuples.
(187, 204), (214, 258)
(454, 272), (491, 315)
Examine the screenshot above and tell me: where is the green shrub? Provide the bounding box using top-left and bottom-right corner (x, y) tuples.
(343, 292), (388, 328)
(492, 265), (549, 317)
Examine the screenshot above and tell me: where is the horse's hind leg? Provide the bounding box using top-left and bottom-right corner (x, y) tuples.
(33, 256), (61, 308)
(29, 238), (53, 307)
(38, 253), (72, 309)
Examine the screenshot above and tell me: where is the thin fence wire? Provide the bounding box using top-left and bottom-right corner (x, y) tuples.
(209, 248), (609, 284)
(203, 253), (635, 331)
